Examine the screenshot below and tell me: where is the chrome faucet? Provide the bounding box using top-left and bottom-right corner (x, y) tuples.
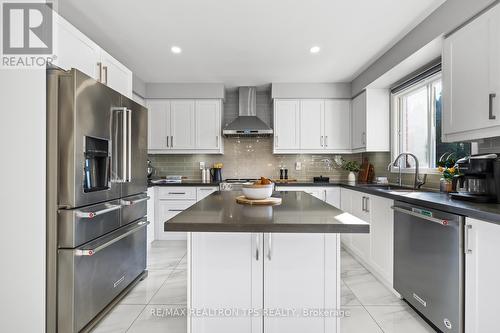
(387, 153), (427, 189)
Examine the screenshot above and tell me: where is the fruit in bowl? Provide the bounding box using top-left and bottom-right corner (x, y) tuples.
(242, 177), (274, 200)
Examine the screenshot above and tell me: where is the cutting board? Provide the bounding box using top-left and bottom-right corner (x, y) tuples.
(236, 196), (282, 206)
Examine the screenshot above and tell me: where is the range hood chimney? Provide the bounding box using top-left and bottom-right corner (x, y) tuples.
(222, 87), (273, 137)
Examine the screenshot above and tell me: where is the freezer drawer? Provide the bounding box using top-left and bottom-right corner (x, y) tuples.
(58, 200), (122, 248)
(121, 193), (149, 226)
(58, 220), (148, 333)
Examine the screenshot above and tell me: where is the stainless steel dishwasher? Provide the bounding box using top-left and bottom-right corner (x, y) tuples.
(392, 201), (464, 333)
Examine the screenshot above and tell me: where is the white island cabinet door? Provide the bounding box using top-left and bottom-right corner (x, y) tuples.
(465, 218), (500, 333)
(190, 233), (263, 333)
(263, 233), (338, 333)
(299, 100), (324, 150)
(170, 100), (196, 149)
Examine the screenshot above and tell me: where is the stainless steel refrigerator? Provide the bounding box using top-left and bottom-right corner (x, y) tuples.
(46, 68), (149, 333)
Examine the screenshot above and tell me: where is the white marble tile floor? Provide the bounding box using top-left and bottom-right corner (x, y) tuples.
(91, 240), (436, 333)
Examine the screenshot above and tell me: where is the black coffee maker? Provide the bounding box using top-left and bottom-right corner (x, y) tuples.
(451, 153), (500, 203)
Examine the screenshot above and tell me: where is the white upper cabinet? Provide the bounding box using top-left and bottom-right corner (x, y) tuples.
(324, 99), (351, 152)
(99, 49), (133, 98)
(53, 14), (133, 98)
(300, 100), (324, 150)
(274, 100), (300, 151)
(274, 98), (351, 153)
(147, 99), (223, 154)
(147, 100), (169, 150)
(442, 4), (500, 142)
(351, 89), (390, 153)
(53, 15), (101, 80)
(195, 100), (222, 150)
(351, 92), (367, 150)
(170, 100), (196, 149)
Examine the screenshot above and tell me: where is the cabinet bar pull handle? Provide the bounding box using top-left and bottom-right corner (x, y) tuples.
(168, 209), (184, 212)
(168, 192), (186, 195)
(171, 135), (174, 148)
(361, 197), (366, 212)
(365, 197), (370, 213)
(97, 62), (103, 82)
(103, 65), (108, 85)
(465, 224), (472, 254)
(255, 234), (260, 261)
(320, 136), (323, 147)
(267, 234), (272, 260)
(489, 93), (496, 120)
(166, 136), (169, 147)
(325, 136), (328, 147)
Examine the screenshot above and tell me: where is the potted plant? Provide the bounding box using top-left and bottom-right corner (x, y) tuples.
(437, 153), (458, 192)
(341, 158), (361, 182)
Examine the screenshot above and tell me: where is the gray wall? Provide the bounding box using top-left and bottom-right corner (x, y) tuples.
(146, 83), (225, 99)
(272, 83), (351, 99)
(351, 0), (499, 95)
(132, 74), (146, 98)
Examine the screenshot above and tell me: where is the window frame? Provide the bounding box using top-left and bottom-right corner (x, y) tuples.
(390, 72), (442, 175)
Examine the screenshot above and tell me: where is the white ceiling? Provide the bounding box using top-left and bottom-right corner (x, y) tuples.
(58, 0), (446, 87)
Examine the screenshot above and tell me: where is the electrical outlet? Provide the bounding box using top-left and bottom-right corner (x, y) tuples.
(295, 161), (302, 171)
(199, 161), (205, 170)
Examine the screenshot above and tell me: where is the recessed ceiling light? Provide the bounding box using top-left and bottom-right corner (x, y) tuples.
(310, 46), (321, 54)
(171, 46), (182, 54)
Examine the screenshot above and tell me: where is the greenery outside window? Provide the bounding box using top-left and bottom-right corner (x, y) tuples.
(391, 72), (471, 173)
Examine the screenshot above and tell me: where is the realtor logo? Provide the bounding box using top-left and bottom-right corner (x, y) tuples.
(2, 2), (53, 54)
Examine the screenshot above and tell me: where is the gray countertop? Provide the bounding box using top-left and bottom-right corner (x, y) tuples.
(151, 180), (500, 225)
(164, 191), (369, 233)
(148, 179), (220, 187)
(276, 182), (500, 224)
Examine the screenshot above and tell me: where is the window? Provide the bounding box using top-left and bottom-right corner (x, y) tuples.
(391, 73), (471, 172)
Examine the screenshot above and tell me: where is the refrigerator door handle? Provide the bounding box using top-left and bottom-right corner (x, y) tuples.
(121, 196), (150, 206)
(127, 108), (132, 182)
(111, 107), (127, 183)
(75, 220), (149, 256)
(75, 204), (121, 218)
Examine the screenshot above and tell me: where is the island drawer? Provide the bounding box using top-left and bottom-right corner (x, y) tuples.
(157, 187), (197, 200)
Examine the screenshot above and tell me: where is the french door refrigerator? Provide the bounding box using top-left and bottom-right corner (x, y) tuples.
(46, 68), (149, 333)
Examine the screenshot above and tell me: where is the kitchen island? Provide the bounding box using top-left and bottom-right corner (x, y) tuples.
(164, 191), (369, 333)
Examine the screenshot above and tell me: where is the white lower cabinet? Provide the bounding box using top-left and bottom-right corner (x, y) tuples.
(189, 232), (339, 333)
(340, 188), (394, 288)
(146, 187), (155, 246)
(154, 186), (219, 241)
(464, 218), (500, 333)
(275, 186), (341, 206)
(157, 199), (196, 241)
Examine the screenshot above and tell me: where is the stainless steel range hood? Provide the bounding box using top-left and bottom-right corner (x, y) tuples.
(223, 87), (273, 137)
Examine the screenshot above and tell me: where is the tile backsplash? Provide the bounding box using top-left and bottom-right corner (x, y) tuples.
(149, 137), (362, 181)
